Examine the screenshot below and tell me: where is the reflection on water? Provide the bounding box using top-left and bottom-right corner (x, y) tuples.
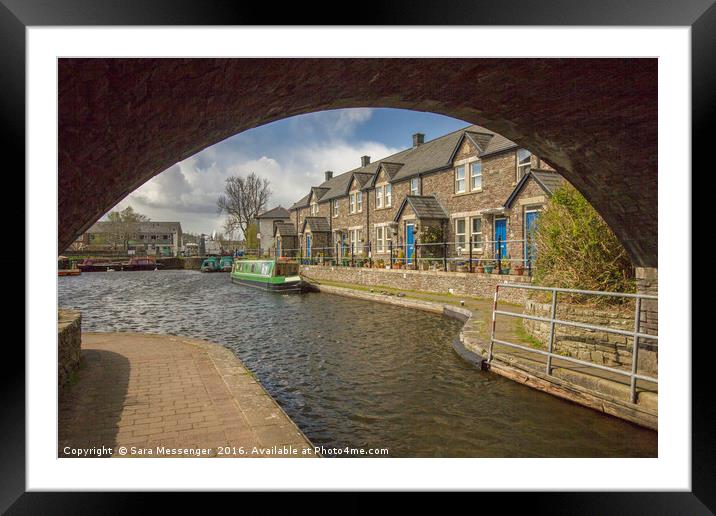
(58, 270), (657, 457)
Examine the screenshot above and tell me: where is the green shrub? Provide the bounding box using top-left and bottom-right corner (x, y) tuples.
(533, 184), (635, 300)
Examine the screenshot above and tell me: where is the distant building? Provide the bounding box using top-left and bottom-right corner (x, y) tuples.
(254, 206), (291, 256)
(82, 221), (183, 256)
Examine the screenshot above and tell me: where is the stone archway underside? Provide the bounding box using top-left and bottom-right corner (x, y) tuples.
(58, 58), (657, 266)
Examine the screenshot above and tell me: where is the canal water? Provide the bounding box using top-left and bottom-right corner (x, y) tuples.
(58, 270), (657, 457)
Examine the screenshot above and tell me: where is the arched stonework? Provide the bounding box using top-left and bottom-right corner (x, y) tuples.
(59, 58), (657, 266)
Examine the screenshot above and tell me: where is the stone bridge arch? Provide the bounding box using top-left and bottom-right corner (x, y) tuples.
(59, 58), (657, 266)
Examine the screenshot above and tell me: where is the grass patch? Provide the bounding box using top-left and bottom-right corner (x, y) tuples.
(513, 319), (545, 350)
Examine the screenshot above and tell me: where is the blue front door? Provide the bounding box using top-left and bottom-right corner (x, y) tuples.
(494, 218), (507, 258)
(525, 210), (539, 265)
(406, 223), (415, 264)
(306, 234), (312, 258)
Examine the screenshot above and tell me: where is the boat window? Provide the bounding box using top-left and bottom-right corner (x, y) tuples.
(261, 263), (270, 275)
(275, 262), (299, 276)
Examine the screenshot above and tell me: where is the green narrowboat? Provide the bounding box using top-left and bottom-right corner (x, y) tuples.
(230, 259), (304, 292)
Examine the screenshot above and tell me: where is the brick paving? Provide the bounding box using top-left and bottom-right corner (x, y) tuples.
(59, 332), (315, 458)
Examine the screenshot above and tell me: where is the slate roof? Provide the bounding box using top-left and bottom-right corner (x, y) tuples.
(393, 195), (449, 222)
(301, 216), (331, 233)
(290, 124), (521, 210)
(256, 206), (291, 219)
(504, 169), (566, 209)
(273, 221), (297, 237)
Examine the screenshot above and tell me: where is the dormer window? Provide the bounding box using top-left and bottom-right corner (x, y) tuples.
(349, 194), (356, 213)
(376, 185), (384, 208)
(311, 201), (318, 215)
(357, 191), (363, 212)
(385, 184), (392, 207)
(333, 199), (339, 217)
(517, 149), (531, 181)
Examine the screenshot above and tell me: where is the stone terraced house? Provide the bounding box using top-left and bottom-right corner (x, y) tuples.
(288, 125), (565, 266)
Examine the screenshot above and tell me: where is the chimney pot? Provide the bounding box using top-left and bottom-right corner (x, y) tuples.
(361, 156), (371, 167)
(412, 133), (425, 147)
(324, 170), (333, 181)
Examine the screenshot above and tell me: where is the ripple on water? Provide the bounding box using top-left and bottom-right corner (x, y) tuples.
(59, 270), (657, 457)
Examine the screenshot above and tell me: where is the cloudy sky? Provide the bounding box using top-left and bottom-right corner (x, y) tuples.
(108, 108), (469, 236)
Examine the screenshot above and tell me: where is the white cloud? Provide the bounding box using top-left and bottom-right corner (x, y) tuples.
(112, 122), (399, 235)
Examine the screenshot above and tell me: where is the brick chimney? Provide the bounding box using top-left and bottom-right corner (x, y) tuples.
(361, 156), (371, 167)
(324, 170), (333, 181)
(412, 133), (425, 147)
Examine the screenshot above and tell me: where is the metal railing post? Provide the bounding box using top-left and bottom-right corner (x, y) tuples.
(389, 240), (394, 268)
(368, 240), (372, 268)
(497, 236), (502, 274)
(351, 243), (354, 267)
(443, 241), (447, 272)
(546, 289), (558, 375)
(488, 284), (499, 364)
(299, 245), (302, 265)
(629, 297), (643, 404)
(469, 236), (473, 273)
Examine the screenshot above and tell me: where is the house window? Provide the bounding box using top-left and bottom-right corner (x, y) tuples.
(470, 217), (483, 250)
(455, 165), (466, 193)
(410, 177), (420, 195)
(470, 161), (482, 190)
(376, 226), (386, 253)
(349, 193), (356, 213)
(350, 228), (362, 253)
(376, 186), (383, 208)
(455, 218), (466, 252)
(517, 149), (531, 181)
(357, 192), (363, 212)
(333, 200), (339, 217)
(311, 202), (318, 215)
(385, 184), (392, 207)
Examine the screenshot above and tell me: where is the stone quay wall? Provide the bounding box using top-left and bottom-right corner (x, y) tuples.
(58, 309), (82, 393)
(300, 265), (532, 304)
(522, 300), (658, 377)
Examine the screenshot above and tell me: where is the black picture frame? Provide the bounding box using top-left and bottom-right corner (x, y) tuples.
(3, 0), (707, 513)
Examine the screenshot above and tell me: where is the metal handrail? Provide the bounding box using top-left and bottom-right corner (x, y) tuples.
(488, 283), (658, 404)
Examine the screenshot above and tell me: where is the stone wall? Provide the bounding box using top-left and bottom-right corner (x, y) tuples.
(300, 265), (532, 304)
(522, 299), (658, 377)
(636, 267), (658, 336)
(58, 309), (82, 393)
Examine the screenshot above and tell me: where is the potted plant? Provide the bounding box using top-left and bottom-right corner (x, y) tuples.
(376, 258), (385, 269)
(393, 248), (404, 269)
(513, 262), (525, 276)
(476, 262), (485, 273)
(500, 256), (511, 275)
(483, 260), (494, 274)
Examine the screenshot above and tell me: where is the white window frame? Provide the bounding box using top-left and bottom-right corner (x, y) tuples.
(385, 184), (392, 207)
(455, 218), (467, 253)
(517, 149), (531, 181)
(376, 226), (386, 253)
(455, 165), (466, 193)
(376, 185), (383, 208)
(357, 191), (363, 212)
(311, 201), (318, 215)
(410, 177), (420, 195)
(333, 199), (339, 218)
(349, 193), (356, 213)
(350, 228), (362, 253)
(470, 217), (483, 251)
(470, 161), (482, 191)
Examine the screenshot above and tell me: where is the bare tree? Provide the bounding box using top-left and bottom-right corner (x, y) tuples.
(217, 172), (272, 239)
(105, 206), (150, 251)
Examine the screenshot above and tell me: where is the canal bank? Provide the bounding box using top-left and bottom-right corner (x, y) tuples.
(59, 270), (656, 457)
(304, 279), (658, 431)
(59, 327), (316, 458)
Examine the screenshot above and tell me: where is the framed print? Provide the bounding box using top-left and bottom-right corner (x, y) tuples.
(3, 0), (710, 512)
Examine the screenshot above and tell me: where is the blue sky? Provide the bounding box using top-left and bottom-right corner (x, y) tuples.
(111, 108), (469, 236)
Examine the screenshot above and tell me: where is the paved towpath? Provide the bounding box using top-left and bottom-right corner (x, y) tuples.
(59, 332), (315, 458)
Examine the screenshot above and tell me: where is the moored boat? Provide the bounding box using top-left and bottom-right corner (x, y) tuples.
(219, 256), (234, 272)
(121, 256), (163, 271)
(58, 269), (81, 277)
(77, 258), (122, 272)
(230, 259), (304, 292)
(200, 256), (221, 272)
